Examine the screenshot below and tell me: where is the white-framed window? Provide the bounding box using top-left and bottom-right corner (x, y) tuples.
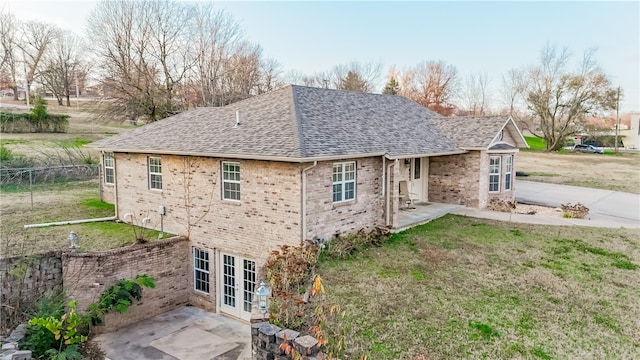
(489, 156), (501, 192)
(148, 157), (162, 190)
(332, 161), (356, 203)
(104, 152), (115, 184)
(193, 247), (209, 294)
(222, 162), (240, 201)
(504, 155), (513, 191)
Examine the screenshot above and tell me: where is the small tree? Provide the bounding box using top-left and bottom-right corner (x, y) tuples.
(382, 76), (399, 95)
(338, 70), (367, 92)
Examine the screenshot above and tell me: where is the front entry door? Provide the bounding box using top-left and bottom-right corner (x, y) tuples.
(220, 253), (257, 321)
(411, 158), (424, 201)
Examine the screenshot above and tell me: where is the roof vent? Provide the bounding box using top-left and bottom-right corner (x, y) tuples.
(234, 110), (241, 128)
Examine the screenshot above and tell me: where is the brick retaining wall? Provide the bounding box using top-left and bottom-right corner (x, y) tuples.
(63, 236), (190, 333)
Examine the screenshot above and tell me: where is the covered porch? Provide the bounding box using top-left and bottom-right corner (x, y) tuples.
(384, 155), (464, 231)
(393, 202), (462, 232)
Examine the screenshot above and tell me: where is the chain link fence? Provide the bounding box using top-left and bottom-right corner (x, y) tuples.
(0, 164), (99, 209)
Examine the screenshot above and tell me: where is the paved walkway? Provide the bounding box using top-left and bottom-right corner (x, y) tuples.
(94, 307), (251, 360)
(453, 181), (640, 229)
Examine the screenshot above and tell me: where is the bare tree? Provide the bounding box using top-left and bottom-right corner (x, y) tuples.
(0, 9), (20, 100)
(17, 20), (59, 93)
(500, 68), (532, 131)
(88, 0), (193, 121)
(287, 61), (381, 92)
(459, 72), (490, 115)
(40, 33), (84, 106)
(189, 3), (242, 107)
(517, 45), (618, 151)
(398, 60), (459, 116)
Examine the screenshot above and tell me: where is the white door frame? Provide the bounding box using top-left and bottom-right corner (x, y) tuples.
(410, 157), (425, 201)
(218, 251), (257, 321)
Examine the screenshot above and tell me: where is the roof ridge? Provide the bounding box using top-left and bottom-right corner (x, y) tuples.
(289, 86), (306, 158)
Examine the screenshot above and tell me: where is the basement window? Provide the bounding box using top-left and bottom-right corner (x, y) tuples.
(193, 248), (209, 294)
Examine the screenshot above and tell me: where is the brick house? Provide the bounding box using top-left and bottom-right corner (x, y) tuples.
(91, 85), (527, 321)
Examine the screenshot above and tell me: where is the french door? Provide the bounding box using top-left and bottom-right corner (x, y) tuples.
(220, 253), (257, 321)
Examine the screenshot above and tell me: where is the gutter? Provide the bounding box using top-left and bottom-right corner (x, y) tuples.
(301, 161), (318, 244)
(90, 148), (468, 163)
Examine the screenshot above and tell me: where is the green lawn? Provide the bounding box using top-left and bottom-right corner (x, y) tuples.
(1, 180), (173, 257)
(525, 136), (547, 150)
(319, 216), (640, 359)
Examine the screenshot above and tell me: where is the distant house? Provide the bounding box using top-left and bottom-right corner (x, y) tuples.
(90, 85), (527, 320)
(621, 114), (640, 150)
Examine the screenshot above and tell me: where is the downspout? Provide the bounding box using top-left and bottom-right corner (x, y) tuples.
(385, 157), (395, 227)
(24, 154), (120, 229)
(301, 161), (318, 244)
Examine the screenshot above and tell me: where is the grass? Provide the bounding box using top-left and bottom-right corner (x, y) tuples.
(525, 136), (546, 150)
(319, 215), (640, 359)
(1, 180), (173, 257)
(57, 139), (92, 148)
(517, 151), (640, 194)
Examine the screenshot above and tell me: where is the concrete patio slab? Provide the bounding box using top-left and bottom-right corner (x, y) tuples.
(94, 306), (251, 360)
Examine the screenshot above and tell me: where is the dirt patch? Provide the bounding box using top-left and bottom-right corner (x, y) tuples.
(517, 151), (640, 194)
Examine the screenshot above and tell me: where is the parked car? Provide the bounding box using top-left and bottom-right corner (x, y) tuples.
(572, 144), (604, 154)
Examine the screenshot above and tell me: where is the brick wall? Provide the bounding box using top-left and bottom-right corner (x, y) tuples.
(0, 252), (63, 328)
(113, 154), (303, 259)
(98, 153), (115, 204)
(428, 152), (482, 207)
(63, 236), (190, 333)
(111, 153), (304, 312)
(305, 157), (384, 241)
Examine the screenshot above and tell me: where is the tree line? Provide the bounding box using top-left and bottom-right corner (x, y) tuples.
(1, 1), (620, 151)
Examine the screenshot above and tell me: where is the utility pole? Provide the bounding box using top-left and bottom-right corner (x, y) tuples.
(614, 86), (620, 153)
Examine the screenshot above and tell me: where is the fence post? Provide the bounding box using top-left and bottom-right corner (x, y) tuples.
(29, 169), (33, 210)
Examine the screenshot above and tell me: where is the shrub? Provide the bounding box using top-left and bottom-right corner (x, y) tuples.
(322, 227), (390, 260)
(24, 300), (87, 360)
(266, 242), (320, 294)
(486, 199), (517, 213)
(87, 274), (156, 325)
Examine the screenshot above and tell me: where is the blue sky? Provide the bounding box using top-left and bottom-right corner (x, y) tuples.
(3, 0), (639, 111)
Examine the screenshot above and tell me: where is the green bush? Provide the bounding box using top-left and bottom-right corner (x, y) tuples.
(20, 289), (75, 359)
(87, 274), (156, 325)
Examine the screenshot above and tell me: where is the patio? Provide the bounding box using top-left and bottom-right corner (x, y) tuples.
(94, 306), (251, 360)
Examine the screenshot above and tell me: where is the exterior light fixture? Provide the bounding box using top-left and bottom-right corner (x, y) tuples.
(68, 231), (79, 252)
(256, 281), (271, 315)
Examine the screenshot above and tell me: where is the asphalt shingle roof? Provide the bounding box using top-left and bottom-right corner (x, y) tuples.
(90, 85), (463, 160)
(430, 115), (514, 149)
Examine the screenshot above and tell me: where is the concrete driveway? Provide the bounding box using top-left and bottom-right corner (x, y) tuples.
(94, 307), (251, 360)
(516, 180), (640, 228)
